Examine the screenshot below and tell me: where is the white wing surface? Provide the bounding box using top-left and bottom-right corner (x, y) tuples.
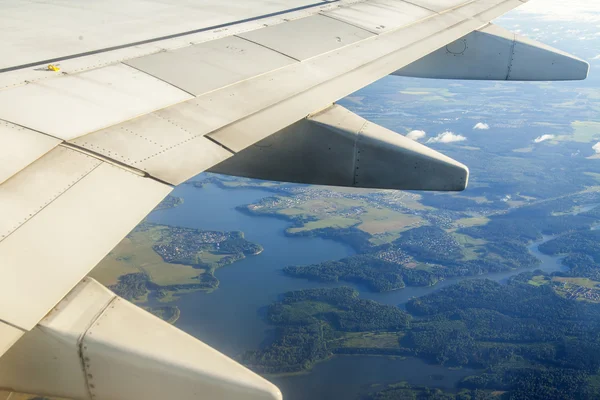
(0, 0), (587, 399)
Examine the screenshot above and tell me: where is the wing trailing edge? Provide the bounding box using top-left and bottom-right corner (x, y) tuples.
(394, 24), (589, 81)
(210, 104), (468, 191)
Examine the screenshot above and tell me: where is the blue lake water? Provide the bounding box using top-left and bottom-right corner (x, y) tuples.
(148, 183), (568, 400)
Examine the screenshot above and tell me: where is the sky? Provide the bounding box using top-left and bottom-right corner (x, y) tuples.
(516, 0), (600, 23)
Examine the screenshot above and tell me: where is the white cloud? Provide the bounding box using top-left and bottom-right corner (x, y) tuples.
(533, 134), (555, 143)
(592, 142), (600, 154)
(592, 54), (600, 60)
(473, 122), (490, 130)
(406, 130), (426, 141)
(426, 131), (467, 144)
(516, 0), (600, 22)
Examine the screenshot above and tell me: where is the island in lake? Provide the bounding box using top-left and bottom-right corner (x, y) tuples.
(91, 219), (263, 322)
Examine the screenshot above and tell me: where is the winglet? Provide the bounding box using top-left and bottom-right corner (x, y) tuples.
(394, 24), (589, 81)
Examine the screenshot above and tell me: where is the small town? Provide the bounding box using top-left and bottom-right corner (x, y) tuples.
(375, 248), (413, 265)
(153, 227), (231, 264)
(558, 282), (600, 303)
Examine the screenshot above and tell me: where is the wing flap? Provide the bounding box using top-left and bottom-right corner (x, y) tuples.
(323, 0), (434, 33)
(238, 14), (375, 61)
(0, 121), (60, 185)
(125, 35), (296, 96)
(0, 146), (171, 330)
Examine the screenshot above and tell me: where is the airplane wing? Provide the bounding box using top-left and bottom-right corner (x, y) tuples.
(0, 0), (588, 399)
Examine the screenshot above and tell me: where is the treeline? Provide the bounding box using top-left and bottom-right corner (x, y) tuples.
(109, 272), (218, 301)
(420, 193), (509, 212)
(144, 305), (180, 324)
(367, 381), (498, 400)
(109, 272), (149, 301)
(283, 246), (535, 294)
(561, 253), (600, 280)
(286, 227), (373, 253)
(460, 366), (594, 400)
(153, 195), (183, 211)
(539, 230), (600, 262)
(217, 233), (263, 256)
(283, 256), (408, 292)
(242, 287), (411, 373)
(402, 278), (600, 397)
(393, 226), (463, 264)
(461, 197), (599, 244)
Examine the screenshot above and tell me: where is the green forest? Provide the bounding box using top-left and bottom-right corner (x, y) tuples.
(245, 278), (600, 399)
(242, 287), (410, 373)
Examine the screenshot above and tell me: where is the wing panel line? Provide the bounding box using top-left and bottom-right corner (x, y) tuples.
(0, 0), (341, 73)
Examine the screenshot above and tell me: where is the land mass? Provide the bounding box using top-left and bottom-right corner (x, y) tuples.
(91, 223), (262, 303)
(245, 278), (600, 399)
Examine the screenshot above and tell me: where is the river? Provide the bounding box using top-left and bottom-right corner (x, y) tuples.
(148, 183), (570, 400)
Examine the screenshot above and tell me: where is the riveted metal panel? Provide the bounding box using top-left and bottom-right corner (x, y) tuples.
(0, 279), (115, 399)
(211, 105), (365, 185)
(323, 0), (434, 33)
(238, 14), (375, 61)
(508, 31), (589, 81)
(409, 0), (470, 12)
(356, 119), (468, 191)
(0, 64), (193, 140)
(0, 1), (339, 91)
(0, 149), (171, 330)
(212, 104), (468, 191)
(0, 0), (321, 70)
(82, 297), (281, 400)
(72, 112), (233, 185)
(207, 9), (479, 151)
(0, 120), (61, 185)
(132, 135), (232, 185)
(71, 113), (194, 166)
(395, 23), (589, 81)
(125, 35), (296, 96)
(0, 147), (102, 242)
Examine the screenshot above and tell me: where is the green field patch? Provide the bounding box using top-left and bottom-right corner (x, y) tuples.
(452, 233), (487, 246)
(527, 275), (551, 287)
(552, 277), (600, 289)
(369, 232), (403, 246)
(198, 252), (228, 265)
(287, 217), (360, 234)
(358, 208), (423, 235)
(513, 147), (534, 153)
(93, 224), (262, 303)
(91, 226), (201, 287)
(454, 216), (490, 228)
(452, 233), (487, 261)
(555, 121), (600, 143)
